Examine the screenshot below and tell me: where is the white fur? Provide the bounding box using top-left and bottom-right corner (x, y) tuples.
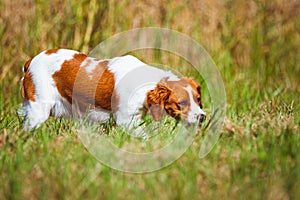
(107, 55), (180, 128)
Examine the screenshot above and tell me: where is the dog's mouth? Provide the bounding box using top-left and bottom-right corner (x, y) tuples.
(180, 112), (206, 124)
(175, 114), (207, 129)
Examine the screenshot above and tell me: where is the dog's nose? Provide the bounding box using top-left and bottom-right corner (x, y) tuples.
(198, 114), (206, 123)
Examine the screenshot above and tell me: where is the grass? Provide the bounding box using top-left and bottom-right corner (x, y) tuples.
(1, 0), (300, 199)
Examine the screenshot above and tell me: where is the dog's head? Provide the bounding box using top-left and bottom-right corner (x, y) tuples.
(146, 77), (206, 124)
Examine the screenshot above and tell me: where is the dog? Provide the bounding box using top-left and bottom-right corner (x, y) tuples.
(20, 49), (206, 130)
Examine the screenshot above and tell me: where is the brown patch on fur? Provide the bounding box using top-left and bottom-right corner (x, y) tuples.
(21, 58), (35, 101)
(45, 49), (59, 55)
(52, 53), (116, 111)
(184, 78), (203, 108)
(22, 72), (35, 101)
(94, 66), (115, 110)
(23, 58), (33, 73)
(111, 89), (120, 113)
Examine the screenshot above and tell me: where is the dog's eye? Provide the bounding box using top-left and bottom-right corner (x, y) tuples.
(179, 100), (188, 107)
(197, 97), (201, 103)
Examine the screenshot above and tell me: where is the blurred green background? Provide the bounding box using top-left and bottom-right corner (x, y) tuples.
(0, 0), (299, 199)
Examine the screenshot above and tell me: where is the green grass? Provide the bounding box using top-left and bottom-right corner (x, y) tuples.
(1, 0), (300, 199)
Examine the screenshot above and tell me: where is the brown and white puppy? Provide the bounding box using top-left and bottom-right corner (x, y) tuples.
(20, 49), (206, 130)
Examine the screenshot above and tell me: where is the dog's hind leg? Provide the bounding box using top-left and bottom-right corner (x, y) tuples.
(20, 100), (53, 130)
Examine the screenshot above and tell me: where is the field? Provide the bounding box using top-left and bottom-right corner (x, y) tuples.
(1, 0), (300, 199)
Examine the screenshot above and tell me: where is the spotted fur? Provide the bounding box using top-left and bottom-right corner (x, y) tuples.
(20, 49), (206, 130)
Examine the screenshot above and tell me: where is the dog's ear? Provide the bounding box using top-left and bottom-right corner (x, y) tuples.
(146, 83), (172, 121)
(149, 104), (164, 121)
